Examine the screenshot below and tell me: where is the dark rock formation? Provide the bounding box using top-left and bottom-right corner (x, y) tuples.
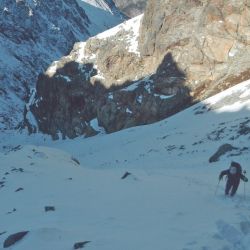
(209, 144), (237, 163)
(238, 119), (250, 136)
(32, 61), (105, 139)
(121, 171), (131, 179)
(3, 231), (29, 248)
(45, 206), (55, 212)
(31, 52), (191, 138)
(15, 187), (24, 192)
(71, 157), (81, 165)
(7, 208), (17, 215)
(74, 241), (91, 249)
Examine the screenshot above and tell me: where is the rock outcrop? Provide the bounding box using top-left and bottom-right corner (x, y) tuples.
(139, 0), (250, 100)
(3, 231), (29, 248)
(209, 143), (237, 163)
(32, 51), (191, 138)
(31, 0), (250, 139)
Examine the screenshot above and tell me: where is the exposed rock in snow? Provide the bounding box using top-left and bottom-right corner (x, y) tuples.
(3, 231), (29, 248)
(44, 206), (55, 212)
(73, 241), (91, 249)
(209, 144), (237, 163)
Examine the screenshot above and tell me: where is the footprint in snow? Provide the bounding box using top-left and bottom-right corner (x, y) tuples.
(216, 220), (243, 248)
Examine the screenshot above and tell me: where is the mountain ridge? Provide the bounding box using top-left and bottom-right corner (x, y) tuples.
(0, 0), (125, 130)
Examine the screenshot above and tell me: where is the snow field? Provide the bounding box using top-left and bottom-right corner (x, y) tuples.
(0, 79), (250, 249)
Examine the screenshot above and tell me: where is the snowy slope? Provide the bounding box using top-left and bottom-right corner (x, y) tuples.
(0, 80), (250, 249)
(77, 0), (125, 35)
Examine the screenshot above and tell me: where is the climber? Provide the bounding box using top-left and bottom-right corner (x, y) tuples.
(219, 161), (248, 196)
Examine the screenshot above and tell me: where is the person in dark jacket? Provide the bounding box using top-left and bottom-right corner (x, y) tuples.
(219, 161), (248, 196)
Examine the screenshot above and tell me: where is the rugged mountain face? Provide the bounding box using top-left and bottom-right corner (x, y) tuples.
(113, 0), (147, 17)
(0, 0), (124, 130)
(30, 16), (191, 139)
(31, 0), (250, 139)
(139, 0), (250, 99)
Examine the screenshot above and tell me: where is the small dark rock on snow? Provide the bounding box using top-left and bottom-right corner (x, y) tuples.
(74, 241), (91, 249)
(3, 231), (29, 248)
(71, 157), (80, 165)
(11, 168), (24, 173)
(7, 208), (16, 215)
(45, 206), (55, 212)
(121, 172), (132, 179)
(15, 188), (24, 192)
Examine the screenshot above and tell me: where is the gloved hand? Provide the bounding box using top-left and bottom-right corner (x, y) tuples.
(243, 176), (248, 182)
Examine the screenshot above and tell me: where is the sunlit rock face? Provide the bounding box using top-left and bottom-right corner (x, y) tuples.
(31, 0), (250, 139)
(139, 0), (250, 100)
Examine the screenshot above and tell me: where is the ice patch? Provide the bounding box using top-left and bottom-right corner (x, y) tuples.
(126, 108), (133, 114)
(90, 118), (106, 134)
(56, 75), (71, 83)
(154, 94), (175, 100)
(216, 220), (243, 248)
(108, 93), (113, 100)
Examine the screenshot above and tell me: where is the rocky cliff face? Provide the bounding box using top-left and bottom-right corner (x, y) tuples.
(113, 0), (147, 17)
(0, 0), (124, 130)
(31, 0), (250, 139)
(31, 16), (191, 139)
(139, 0), (250, 99)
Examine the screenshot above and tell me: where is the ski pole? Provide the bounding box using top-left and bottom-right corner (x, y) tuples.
(215, 179), (220, 196)
(244, 181), (246, 200)
(243, 170), (247, 200)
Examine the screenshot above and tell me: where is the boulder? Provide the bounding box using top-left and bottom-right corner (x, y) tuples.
(73, 241), (91, 249)
(209, 144), (237, 163)
(121, 172), (132, 179)
(3, 231), (29, 248)
(44, 206), (55, 212)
